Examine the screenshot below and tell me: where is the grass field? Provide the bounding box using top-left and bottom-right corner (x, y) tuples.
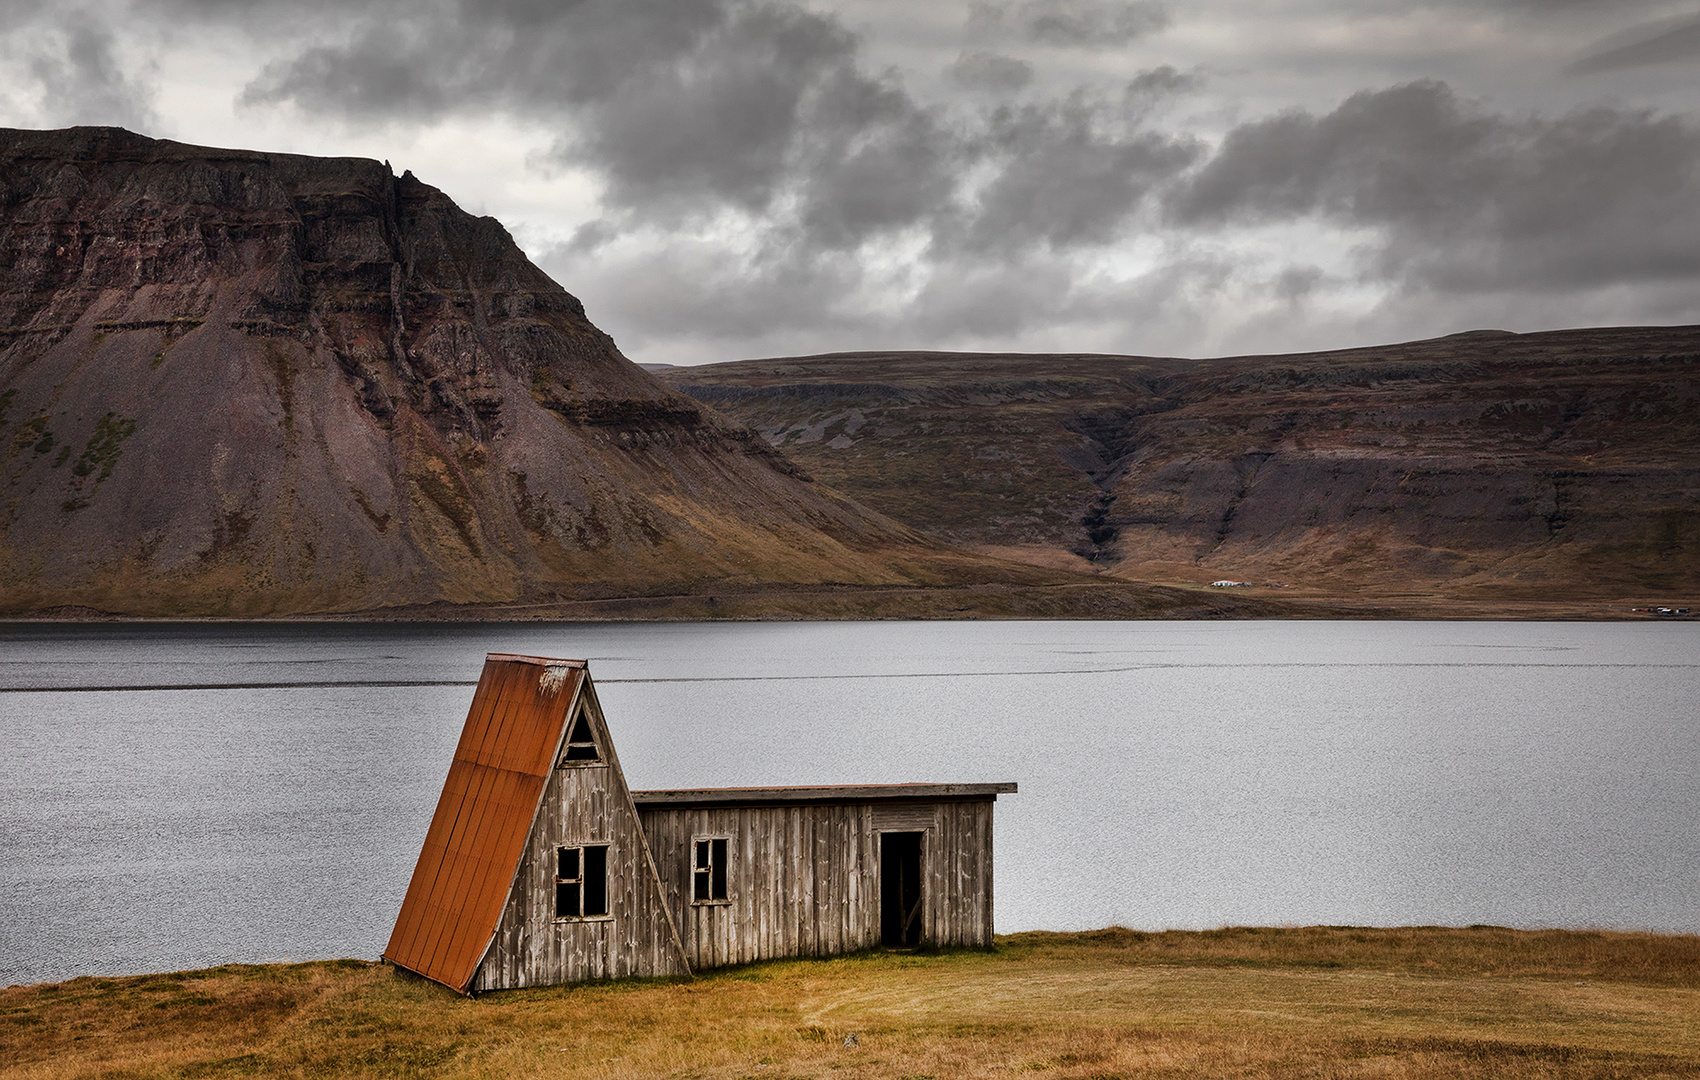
(6, 926), (1700, 1079)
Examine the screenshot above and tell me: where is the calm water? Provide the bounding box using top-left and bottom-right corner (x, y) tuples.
(2, 620), (1697, 986)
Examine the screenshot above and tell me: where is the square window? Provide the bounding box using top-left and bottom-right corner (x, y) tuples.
(555, 843), (609, 920)
(693, 837), (729, 903)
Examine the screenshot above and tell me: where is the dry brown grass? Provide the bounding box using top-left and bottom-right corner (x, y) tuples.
(5, 927), (1699, 1079)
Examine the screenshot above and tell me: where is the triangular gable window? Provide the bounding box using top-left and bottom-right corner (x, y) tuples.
(561, 708), (601, 763)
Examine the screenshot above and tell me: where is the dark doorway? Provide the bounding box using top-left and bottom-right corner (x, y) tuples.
(880, 831), (924, 947)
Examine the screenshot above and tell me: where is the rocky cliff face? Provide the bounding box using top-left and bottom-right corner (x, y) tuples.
(663, 329), (1700, 603)
(0, 127), (977, 616)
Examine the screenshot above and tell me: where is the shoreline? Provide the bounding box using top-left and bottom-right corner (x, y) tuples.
(2, 583), (1695, 624)
(12, 922), (1700, 993)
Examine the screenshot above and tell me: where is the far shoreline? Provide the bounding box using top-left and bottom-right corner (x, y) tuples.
(2, 580), (1694, 624)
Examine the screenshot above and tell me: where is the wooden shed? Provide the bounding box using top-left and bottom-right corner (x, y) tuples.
(384, 653), (1016, 994)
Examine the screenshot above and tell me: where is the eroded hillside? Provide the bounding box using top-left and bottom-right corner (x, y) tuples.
(0, 127), (1071, 617)
(663, 329), (1700, 604)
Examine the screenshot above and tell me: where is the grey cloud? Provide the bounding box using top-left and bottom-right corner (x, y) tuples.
(1273, 266), (1324, 303)
(1171, 80), (1700, 292)
(244, 0), (913, 224)
(1488, 0), (1629, 7)
(540, 237), (868, 348)
(1124, 64), (1199, 108)
(540, 5), (964, 244)
(241, 0), (1197, 260)
(1416, 0), (1662, 11)
(566, 218), (621, 254)
(957, 89), (1201, 253)
(902, 255), (1084, 340)
(142, 0), (346, 12)
(1570, 12), (1700, 74)
(244, 39), (452, 118)
(0, 0), (52, 29)
(552, 4), (863, 215)
(241, 0), (725, 122)
(22, 10), (156, 130)
(967, 0), (1168, 48)
(210, 0), (1700, 356)
(947, 51), (1034, 93)
(551, 230), (1250, 365)
(791, 71), (958, 248)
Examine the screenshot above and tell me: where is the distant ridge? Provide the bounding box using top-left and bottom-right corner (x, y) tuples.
(662, 325), (1700, 605)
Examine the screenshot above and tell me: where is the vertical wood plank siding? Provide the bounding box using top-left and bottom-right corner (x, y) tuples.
(637, 798), (996, 971)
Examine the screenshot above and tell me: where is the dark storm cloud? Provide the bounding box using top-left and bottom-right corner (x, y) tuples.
(1570, 12), (1700, 73)
(1170, 80), (1700, 292)
(789, 71), (960, 248)
(16, 7), (156, 130)
(242, 0), (1199, 258)
(241, 0), (726, 124)
(545, 3), (869, 216)
(204, 0), (1700, 355)
(243, 0), (909, 220)
(955, 87), (1202, 254)
(966, 0), (1169, 47)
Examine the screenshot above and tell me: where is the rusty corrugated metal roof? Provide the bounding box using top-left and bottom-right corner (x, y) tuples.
(383, 653), (585, 993)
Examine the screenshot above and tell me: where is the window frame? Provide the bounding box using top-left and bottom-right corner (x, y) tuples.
(691, 835), (731, 906)
(557, 706), (605, 768)
(553, 842), (612, 922)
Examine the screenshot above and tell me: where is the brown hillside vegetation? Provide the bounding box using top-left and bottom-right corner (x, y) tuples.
(2, 127), (1234, 620)
(6, 927), (1700, 1079)
(663, 328), (1700, 611)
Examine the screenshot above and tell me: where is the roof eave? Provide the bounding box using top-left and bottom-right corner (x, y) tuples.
(630, 781), (1017, 808)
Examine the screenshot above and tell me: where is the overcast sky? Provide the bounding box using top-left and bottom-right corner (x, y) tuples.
(4, 0), (1700, 364)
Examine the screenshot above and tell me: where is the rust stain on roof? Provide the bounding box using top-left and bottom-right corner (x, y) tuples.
(383, 653), (585, 993)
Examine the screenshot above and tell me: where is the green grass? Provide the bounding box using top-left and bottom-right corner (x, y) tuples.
(5, 927), (1700, 1079)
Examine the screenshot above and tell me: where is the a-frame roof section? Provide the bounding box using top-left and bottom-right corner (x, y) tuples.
(384, 653), (586, 993)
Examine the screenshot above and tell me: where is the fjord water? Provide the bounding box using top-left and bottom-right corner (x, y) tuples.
(2, 620), (1696, 986)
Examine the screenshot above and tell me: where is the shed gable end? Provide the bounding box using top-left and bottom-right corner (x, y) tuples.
(473, 679), (691, 990)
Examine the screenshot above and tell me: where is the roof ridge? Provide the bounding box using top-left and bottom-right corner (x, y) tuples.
(484, 653), (586, 667)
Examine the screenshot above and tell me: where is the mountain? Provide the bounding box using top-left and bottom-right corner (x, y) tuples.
(0, 126), (1164, 619)
(661, 329), (1700, 608)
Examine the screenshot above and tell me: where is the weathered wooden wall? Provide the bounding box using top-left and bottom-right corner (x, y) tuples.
(917, 800), (996, 949)
(473, 689), (689, 991)
(637, 798), (995, 971)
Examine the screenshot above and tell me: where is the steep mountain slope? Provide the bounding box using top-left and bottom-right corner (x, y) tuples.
(0, 127), (1069, 617)
(662, 329), (1700, 604)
